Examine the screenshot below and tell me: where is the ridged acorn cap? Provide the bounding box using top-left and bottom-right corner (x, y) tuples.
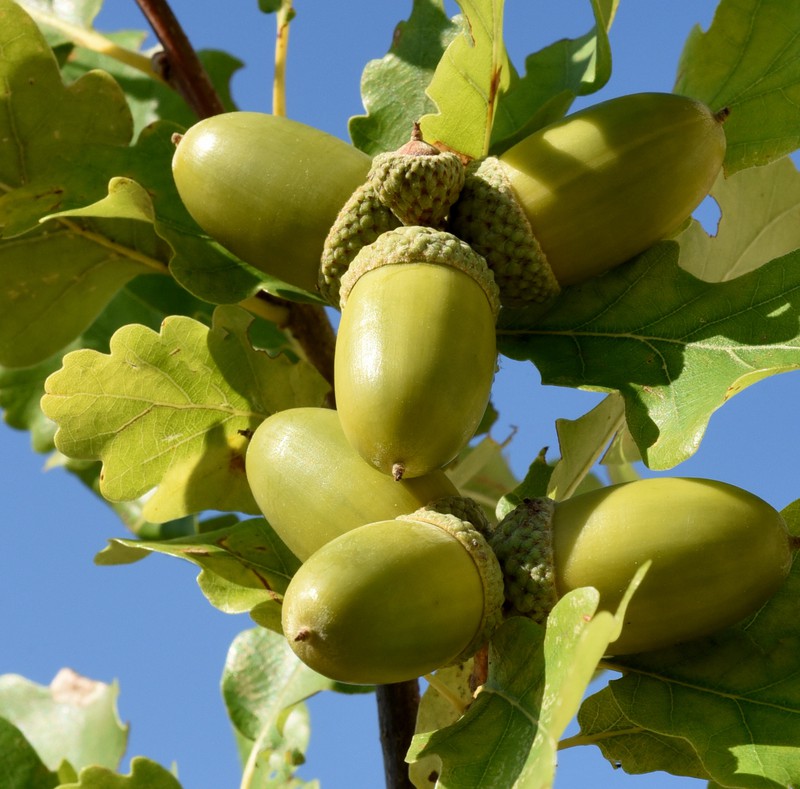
(368, 124), (465, 228)
(318, 181), (401, 305)
(448, 157), (561, 308)
(418, 495), (492, 537)
(400, 506), (505, 664)
(338, 225), (501, 318)
(488, 497), (558, 623)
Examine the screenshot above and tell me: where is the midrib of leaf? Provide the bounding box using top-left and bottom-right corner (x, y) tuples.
(708, 5), (800, 109)
(56, 217), (168, 273)
(598, 662), (800, 715)
(723, 202), (800, 279)
(23, 5), (161, 81)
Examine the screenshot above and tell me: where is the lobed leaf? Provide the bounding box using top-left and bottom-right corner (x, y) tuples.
(577, 508), (800, 787)
(674, 0), (800, 174)
(102, 518), (301, 626)
(57, 757), (183, 789)
(498, 242), (800, 470)
(490, 0), (617, 154)
(41, 305), (329, 521)
(0, 717), (60, 789)
(408, 569), (645, 788)
(679, 157), (800, 282)
(419, 0), (511, 159)
(0, 669), (127, 774)
(546, 393), (626, 502)
(349, 0), (462, 155)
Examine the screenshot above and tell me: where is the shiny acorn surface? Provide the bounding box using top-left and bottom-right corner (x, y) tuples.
(172, 112), (370, 293)
(550, 477), (792, 654)
(499, 92), (727, 286)
(245, 407), (458, 560)
(334, 227), (499, 479)
(281, 517), (489, 684)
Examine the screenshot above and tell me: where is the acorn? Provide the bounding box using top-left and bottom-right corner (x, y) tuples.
(449, 92), (728, 306)
(318, 125), (464, 305)
(367, 123), (465, 227)
(171, 112), (370, 294)
(490, 478), (793, 655)
(334, 225), (500, 480)
(281, 507), (504, 684)
(244, 406), (459, 560)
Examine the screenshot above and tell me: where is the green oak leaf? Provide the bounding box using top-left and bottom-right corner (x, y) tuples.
(0, 220), (159, 368)
(0, 272), (220, 452)
(41, 305), (329, 521)
(101, 519), (301, 627)
(222, 628), (335, 785)
(498, 242), (800, 470)
(679, 157), (800, 282)
(349, 0), (462, 155)
(446, 435), (518, 524)
(0, 670), (127, 773)
(674, 0), (800, 174)
(222, 628), (336, 742)
(490, 0), (617, 154)
(409, 662), (474, 789)
(577, 506), (800, 788)
(61, 40), (242, 137)
(496, 447), (552, 521)
(419, 0), (511, 159)
(408, 570), (644, 788)
(58, 757), (182, 789)
(546, 393), (625, 502)
(0, 717), (60, 789)
(18, 0), (101, 29)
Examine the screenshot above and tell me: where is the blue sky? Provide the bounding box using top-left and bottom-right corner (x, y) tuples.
(2, 1), (799, 787)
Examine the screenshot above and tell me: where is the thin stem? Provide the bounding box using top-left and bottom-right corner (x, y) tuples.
(376, 681), (420, 789)
(273, 1), (295, 116)
(26, 8), (163, 80)
(134, 0), (225, 118)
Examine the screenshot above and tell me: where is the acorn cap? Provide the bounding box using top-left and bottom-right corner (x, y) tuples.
(488, 497), (558, 623)
(318, 181), (401, 305)
(418, 494), (492, 537)
(448, 157), (561, 308)
(400, 506), (505, 665)
(368, 126), (465, 227)
(338, 225), (501, 318)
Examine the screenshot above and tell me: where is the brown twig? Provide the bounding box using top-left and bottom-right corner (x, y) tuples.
(134, 0), (225, 118)
(376, 681), (420, 789)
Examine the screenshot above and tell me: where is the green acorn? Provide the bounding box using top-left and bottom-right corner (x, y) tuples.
(244, 407), (459, 560)
(449, 92), (728, 306)
(172, 112), (370, 294)
(490, 478), (793, 654)
(334, 225), (500, 480)
(281, 508), (504, 684)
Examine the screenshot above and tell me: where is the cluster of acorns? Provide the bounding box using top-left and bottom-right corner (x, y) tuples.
(172, 94), (794, 685)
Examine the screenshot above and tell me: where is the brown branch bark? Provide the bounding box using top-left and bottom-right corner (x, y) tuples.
(376, 680), (421, 789)
(134, 0), (225, 118)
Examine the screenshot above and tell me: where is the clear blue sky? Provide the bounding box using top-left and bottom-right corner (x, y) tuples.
(2, 2), (799, 788)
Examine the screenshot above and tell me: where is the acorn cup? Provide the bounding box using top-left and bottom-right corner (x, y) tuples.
(171, 112), (371, 294)
(449, 92), (728, 307)
(318, 124), (465, 305)
(244, 406), (459, 561)
(281, 506), (504, 685)
(490, 478), (793, 655)
(333, 225), (500, 480)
